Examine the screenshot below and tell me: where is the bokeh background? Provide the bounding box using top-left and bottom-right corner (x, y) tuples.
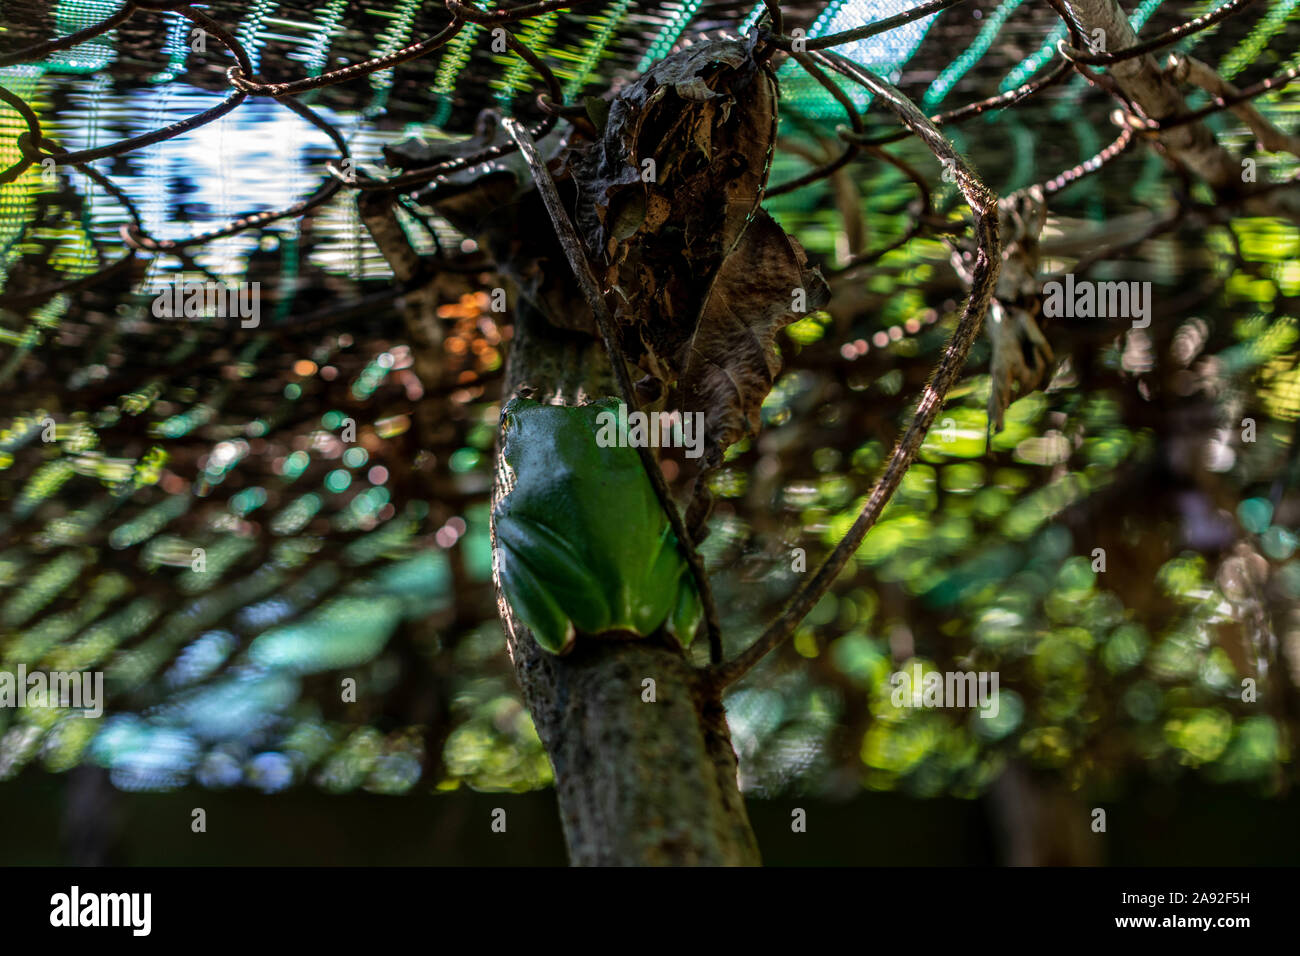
(1, 0), (1299, 864)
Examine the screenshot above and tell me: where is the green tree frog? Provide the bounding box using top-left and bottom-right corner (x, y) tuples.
(493, 397), (702, 654)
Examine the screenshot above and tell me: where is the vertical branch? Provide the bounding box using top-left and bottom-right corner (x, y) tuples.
(494, 291), (760, 865)
(501, 117), (724, 664)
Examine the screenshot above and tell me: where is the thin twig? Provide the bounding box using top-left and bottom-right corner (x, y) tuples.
(0, 1), (135, 68)
(501, 117), (725, 664)
(710, 53), (1002, 689)
(446, 0), (599, 24)
(1137, 63), (1300, 134)
(1058, 0), (1258, 66)
(850, 59), (1073, 147)
(765, 51), (860, 197)
(761, 0), (965, 52)
(1033, 123), (1137, 197)
(1169, 55), (1300, 157)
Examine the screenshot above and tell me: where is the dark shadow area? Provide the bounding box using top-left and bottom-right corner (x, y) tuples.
(2, 774), (1296, 865)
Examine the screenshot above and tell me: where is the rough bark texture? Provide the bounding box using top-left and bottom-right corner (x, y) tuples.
(1061, 0), (1240, 190)
(987, 762), (1100, 866)
(492, 300), (761, 866)
(1055, 4), (1300, 220)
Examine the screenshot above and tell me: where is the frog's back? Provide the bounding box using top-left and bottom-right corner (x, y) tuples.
(498, 397), (670, 590)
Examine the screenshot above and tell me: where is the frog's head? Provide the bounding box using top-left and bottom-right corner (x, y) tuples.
(500, 395), (539, 428)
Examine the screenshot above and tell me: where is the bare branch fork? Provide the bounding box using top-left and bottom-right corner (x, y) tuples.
(709, 52), (1002, 690)
(501, 117), (725, 664)
(1168, 54), (1300, 159)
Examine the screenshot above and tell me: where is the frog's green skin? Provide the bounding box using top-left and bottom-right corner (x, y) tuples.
(493, 397), (702, 654)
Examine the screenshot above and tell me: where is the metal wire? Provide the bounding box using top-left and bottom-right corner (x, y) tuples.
(0, 0), (1279, 304)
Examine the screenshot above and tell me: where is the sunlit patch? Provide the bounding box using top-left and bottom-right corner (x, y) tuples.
(164, 631), (237, 689)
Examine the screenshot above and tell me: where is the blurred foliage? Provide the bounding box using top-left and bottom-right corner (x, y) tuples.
(0, 0), (1298, 810)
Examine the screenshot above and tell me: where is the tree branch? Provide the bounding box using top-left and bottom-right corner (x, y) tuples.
(1168, 53), (1300, 158)
(710, 54), (1002, 689)
(501, 117), (725, 664)
(1058, 0), (1242, 190)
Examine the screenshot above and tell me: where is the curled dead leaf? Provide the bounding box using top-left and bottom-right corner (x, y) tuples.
(675, 209), (830, 468)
